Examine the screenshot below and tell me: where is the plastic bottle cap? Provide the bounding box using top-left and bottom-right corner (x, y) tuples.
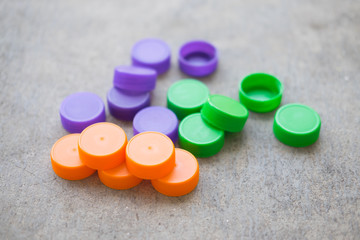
(178, 40), (218, 77)
(179, 113), (224, 157)
(239, 73), (283, 112)
(133, 106), (179, 143)
(113, 65), (157, 93)
(78, 122), (127, 170)
(126, 132), (175, 180)
(273, 103), (321, 147)
(151, 148), (199, 197)
(131, 38), (171, 75)
(107, 87), (150, 121)
(50, 134), (96, 180)
(167, 79), (210, 120)
(201, 95), (248, 132)
(60, 92), (106, 133)
(98, 161), (142, 190)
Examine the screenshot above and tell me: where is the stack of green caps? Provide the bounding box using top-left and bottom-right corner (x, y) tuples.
(167, 73), (322, 157)
(178, 113), (224, 158)
(167, 79), (249, 157)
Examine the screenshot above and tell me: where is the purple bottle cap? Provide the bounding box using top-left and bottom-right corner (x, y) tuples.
(60, 92), (106, 133)
(107, 87), (151, 121)
(131, 38), (171, 75)
(113, 65), (157, 93)
(133, 106), (179, 142)
(178, 40), (218, 77)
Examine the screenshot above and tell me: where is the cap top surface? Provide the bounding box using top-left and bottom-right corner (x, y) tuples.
(209, 95), (247, 118)
(276, 104), (320, 134)
(168, 79), (209, 108)
(158, 148), (198, 183)
(79, 122), (127, 156)
(132, 39), (170, 63)
(180, 113), (223, 144)
(133, 106), (178, 142)
(127, 132), (174, 166)
(51, 134), (82, 167)
(60, 92), (104, 122)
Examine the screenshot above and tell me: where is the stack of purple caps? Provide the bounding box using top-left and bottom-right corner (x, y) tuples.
(59, 38), (215, 137)
(107, 66), (155, 121)
(108, 38), (172, 122)
(115, 38), (178, 142)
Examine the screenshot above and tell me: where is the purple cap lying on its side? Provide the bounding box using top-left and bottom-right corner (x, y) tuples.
(113, 65), (157, 93)
(107, 87), (151, 121)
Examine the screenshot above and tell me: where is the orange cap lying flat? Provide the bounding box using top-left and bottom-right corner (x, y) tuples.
(78, 122), (127, 170)
(51, 134), (96, 180)
(151, 148), (199, 196)
(98, 161), (142, 190)
(126, 131), (175, 179)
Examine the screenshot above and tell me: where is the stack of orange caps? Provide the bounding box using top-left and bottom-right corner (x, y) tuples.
(50, 122), (199, 197)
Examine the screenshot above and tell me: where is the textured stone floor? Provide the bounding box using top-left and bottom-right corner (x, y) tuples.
(1, 0), (359, 239)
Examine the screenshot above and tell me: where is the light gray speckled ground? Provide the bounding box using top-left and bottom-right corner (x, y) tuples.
(1, 0), (360, 239)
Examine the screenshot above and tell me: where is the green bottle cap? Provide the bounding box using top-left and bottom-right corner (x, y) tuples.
(200, 95), (248, 132)
(273, 103), (321, 147)
(167, 79), (209, 120)
(179, 113), (224, 158)
(239, 73), (283, 112)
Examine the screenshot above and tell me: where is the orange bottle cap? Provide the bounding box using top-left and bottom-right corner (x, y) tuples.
(78, 122), (127, 170)
(126, 131), (175, 179)
(50, 134), (96, 180)
(98, 161), (142, 190)
(151, 148), (199, 196)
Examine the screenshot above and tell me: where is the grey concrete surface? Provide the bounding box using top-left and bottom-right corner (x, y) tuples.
(1, 0), (360, 239)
